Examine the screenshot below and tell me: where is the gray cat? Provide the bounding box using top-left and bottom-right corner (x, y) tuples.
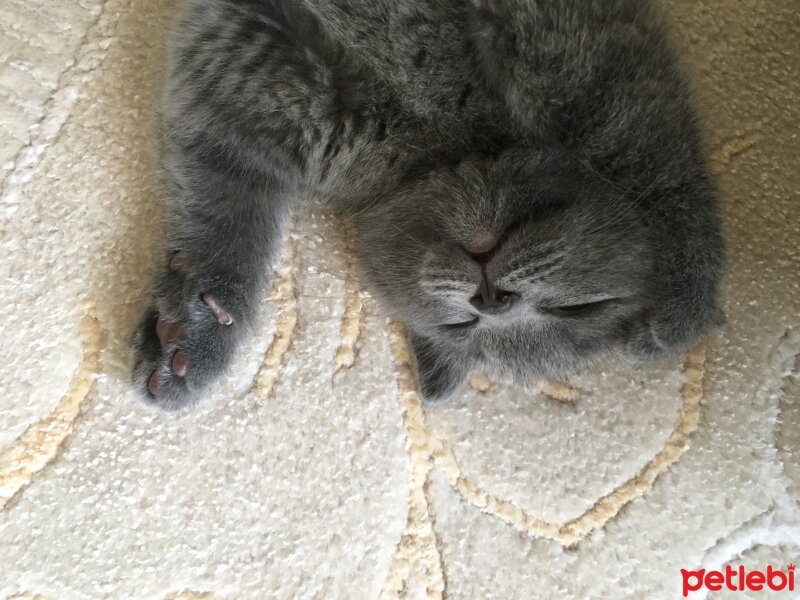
(132, 0), (724, 408)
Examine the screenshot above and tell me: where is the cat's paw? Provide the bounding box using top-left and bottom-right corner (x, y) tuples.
(623, 321), (678, 362)
(131, 251), (245, 409)
(622, 305), (724, 362)
(408, 332), (470, 404)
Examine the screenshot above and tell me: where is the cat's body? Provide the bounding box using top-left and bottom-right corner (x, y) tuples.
(133, 0), (724, 407)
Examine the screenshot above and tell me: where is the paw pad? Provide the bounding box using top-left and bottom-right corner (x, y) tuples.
(171, 350), (191, 377)
(147, 371), (162, 395)
(156, 318), (187, 346)
(169, 251), (189, 271)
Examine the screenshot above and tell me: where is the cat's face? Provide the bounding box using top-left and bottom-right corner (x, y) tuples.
(356, 150), (669, 401)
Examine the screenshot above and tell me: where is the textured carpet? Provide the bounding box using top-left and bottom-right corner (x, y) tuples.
(1, 0), (798, 598)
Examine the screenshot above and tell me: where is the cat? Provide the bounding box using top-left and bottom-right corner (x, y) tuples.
(132, 0), (724, 408)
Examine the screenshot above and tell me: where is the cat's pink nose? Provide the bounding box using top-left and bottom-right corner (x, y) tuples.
(463, 231), (502, 258)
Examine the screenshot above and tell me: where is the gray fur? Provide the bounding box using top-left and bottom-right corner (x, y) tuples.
(132, 0), (724, 407)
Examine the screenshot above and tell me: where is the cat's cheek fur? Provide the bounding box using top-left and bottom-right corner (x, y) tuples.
(409, 332), (471, 403)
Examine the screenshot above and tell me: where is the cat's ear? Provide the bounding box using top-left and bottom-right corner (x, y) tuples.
(409, 333), (468, 403)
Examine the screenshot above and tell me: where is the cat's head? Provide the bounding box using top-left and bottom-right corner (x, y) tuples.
(355, 150), (723, 402)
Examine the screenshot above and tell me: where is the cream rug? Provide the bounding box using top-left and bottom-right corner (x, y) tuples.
(1, 1), (798, 598)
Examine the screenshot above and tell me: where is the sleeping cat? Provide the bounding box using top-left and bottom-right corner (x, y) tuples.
(132, 0), (724, 408)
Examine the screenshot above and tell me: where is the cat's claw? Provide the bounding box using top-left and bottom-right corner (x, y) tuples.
(202, 293), (234, 326)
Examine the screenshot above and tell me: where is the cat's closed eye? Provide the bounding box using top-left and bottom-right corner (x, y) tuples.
(441, 317), (480, 331)
(541, 298), (618, 317)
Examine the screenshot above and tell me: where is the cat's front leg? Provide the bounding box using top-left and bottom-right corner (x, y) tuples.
(624, 180), (726, 362)
(131, 148), (292, 409)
